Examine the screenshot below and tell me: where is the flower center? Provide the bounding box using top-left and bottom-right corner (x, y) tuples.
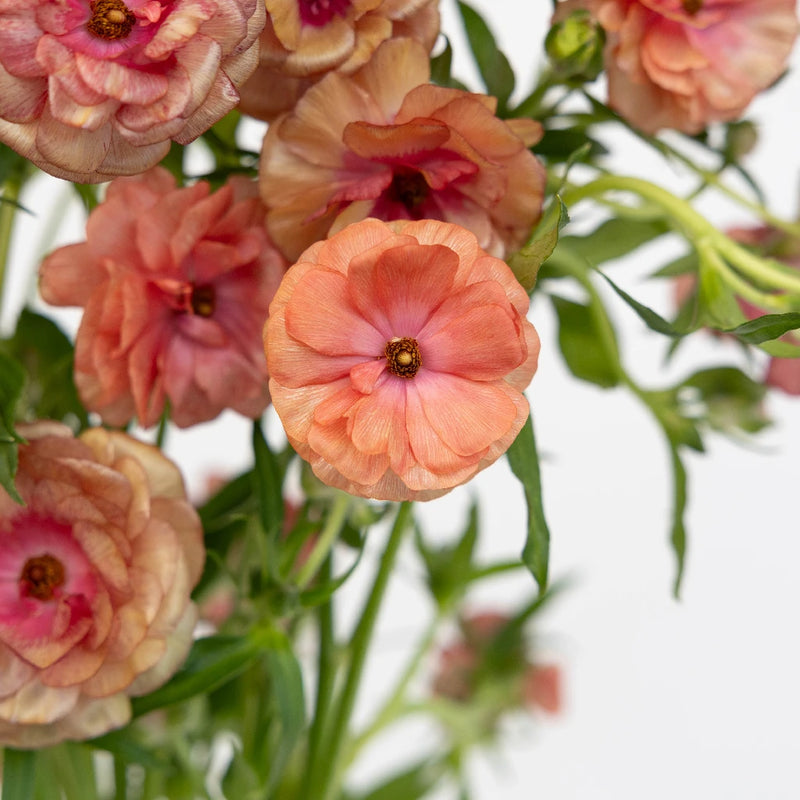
(388, 171), (430, 211)
(681, 0), (702, 14)
(298, 0), (351, 27)
(87, 0), (137, 39)
(385, 337), (421, 378)
(20, 554), (65, 601)
(190, 284), (216, 317)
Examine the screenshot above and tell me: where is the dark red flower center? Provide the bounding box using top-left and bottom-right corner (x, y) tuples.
(87, 0), (136, 39)
(388, 171), (430, 211)
(190, 284), (216, 317)
(20, 554), (65, 601)
(385, 337), (421, 378)
(681, 0), (702, 14)
(298, 0), (351, 28)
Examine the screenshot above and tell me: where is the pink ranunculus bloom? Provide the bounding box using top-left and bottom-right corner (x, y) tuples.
(239, 0), (440, 122)
(264, 217), (540, 501)
(39, 166), (288, 429)
(557, 0), (799, 134)
(258, 37), (546, 262)
(0, 0), (266, 183)
(0, 422), (204, 748)
(432, 612), (562, 714)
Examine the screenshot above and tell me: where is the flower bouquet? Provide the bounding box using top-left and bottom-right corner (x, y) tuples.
(0, 0), (799, 797)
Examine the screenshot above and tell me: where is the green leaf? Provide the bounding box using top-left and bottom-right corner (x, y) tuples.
(534, 127), (607, 162)
(0, 351), (24, 503)
(6, 308), (89, 427)
(2, 749), (37, 800)
(347, 760), (446, 800)
(564, 217), (670, 266)
(429, 36), (454, 87)
(456, 1), (515, 110)
(668, 445), (688, 599)
(599, 271), (683, 337)
(551, 295), (621, 387)
(252, 419), (284, 540)
(198, 468), (254, 529)
(507, 196), (568, 292)
(131, 633), (266, 717)
(506, 414), (550, 592)
(263, 629), (306, 792)
(724, 312), (800, 345)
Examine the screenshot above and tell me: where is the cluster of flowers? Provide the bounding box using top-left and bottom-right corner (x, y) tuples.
(0, 0), (797, 750)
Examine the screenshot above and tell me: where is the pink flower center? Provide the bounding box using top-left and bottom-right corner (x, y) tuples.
(19, 554), (66, 601)
(681, 0), (702, 14)
(87, 0), (137, 39)
(388, 171), (430, 211)
(385, 337), (421, 378)
(298, 0), (351, 28)
(190, 284), (216, 317)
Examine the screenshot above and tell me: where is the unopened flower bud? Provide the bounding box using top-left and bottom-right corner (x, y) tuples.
(545, 10), (605, 83)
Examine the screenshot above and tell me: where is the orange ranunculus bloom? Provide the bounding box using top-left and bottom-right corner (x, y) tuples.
(557, 0), (798, 134)
(0, 0), (265, 183)
(39, 167), (288, 429)
(259, 37), (546, 262)
(264, 217), (540, 502)
(238, 0), (439, 121)
(0, 422), (204, 748)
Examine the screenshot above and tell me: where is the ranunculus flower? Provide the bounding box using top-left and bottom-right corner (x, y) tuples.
(238, 0), (439, 121)
(0, 0), (266, 182)
(432, 612), (562, 714)
(264, 217), (540, 501)
(258, 37), (546, 262)
(556, 0), (798, 134)
(0, 422), (204, 748)
(39, 167), (288, 429)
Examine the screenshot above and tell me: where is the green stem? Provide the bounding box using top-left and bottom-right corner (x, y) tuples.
(561, 174), (800, 297)
(344, 612), (442, 767)
(0, 174), (23, 322)
(300, 558), (336, 800)
(295, 492), (351, 589)
(113, 757), (127, 800)
(312, 501), (412, 800)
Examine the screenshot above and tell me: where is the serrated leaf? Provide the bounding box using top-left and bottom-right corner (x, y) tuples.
(506, 414), (550, 592)
(551, 295), (621, 387)
(1, 749), (37, 800)
(457, 1), (515, 109)
(131, 633), (266, 717)
(508, 196), (567, 292)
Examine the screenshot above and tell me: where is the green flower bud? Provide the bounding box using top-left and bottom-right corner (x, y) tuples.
(545, 9), (605, 83)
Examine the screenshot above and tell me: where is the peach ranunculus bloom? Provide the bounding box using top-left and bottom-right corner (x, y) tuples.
(259, 37), (546, 262)
(556, 0), (799, 134)
(0, 422), (204, 748)
(238, 0), (440, 121)
(0, 0), (266, 183)
(39, 167), (288, 429)
(264, 217), (540, 502)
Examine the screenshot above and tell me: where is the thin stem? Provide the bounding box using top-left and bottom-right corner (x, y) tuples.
(561, 174), (800, 297)
(0, 174), (23, 326)
(311, 501), (412, 800)
(344, 612), (442, 767)
(295, 492), (351, 589)
(300, 557), (336, 800)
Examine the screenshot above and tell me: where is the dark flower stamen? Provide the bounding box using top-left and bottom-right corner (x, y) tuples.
(21, 554), (65, 601)
(388, 171), (430, 211)
(190, 284), (216, 317)
(385, 337), (422, 378)
(87, 0), (136, 40)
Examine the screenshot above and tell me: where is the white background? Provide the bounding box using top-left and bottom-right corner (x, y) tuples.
(3, 1), (800, 798)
